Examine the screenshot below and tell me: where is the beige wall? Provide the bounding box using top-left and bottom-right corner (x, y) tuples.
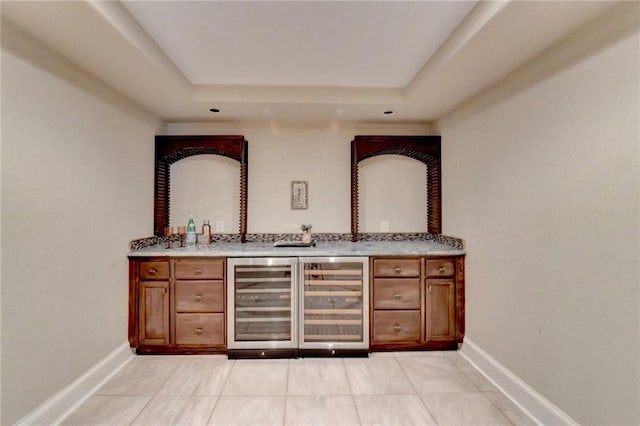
(1, 25), (162, 424)
(170, 155), (241, 233)
(438, 9), (639, 425)
(359, 155), (426, 232)
(166, 122), (434, 234)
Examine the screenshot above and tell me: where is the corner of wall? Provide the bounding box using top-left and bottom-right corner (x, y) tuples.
(16, 343), (134, 426)
(1, 19), (162, 129)
(436, 1), (640, 131)
(460, 339), (578, 425)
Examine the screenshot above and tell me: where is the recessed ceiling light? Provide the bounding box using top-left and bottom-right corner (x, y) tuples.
(209, 108), (221, 113)
(383, 110), (395, 115)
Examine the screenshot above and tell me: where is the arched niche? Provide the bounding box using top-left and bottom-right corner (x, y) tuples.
(154, 135), (248, 242)
(351, 135), (441, 241)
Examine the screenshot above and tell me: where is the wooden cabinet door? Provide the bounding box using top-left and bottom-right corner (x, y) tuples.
(139, 281), (170, 346)
(425, 279), (455, 342)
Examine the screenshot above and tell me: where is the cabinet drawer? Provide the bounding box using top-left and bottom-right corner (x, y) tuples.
(373, 259), (420, 277)
(175, 260), (224, 280)
(176, 281), (224, 312)
(425, 259), (454, 278)
(373, 279), (420, 309)
(373, 310), (421, 342)
(176, 313), (224, 345)
(139, 261), (170, 280)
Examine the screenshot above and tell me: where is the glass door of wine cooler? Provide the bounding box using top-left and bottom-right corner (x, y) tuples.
(227, 258), (297, 349)
(299, 257), (369, 349)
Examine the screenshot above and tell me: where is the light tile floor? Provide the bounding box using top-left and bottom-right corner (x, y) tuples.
(61, 351), (535, 425)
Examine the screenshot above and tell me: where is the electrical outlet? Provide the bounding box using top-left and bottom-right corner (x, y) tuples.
(215, 221), (224, 232)
(380, 220), (389, 232)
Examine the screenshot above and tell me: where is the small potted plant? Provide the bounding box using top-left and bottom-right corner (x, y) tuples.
(300, 224), (313, 244)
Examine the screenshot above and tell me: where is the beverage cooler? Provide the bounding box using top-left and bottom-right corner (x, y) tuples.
(227, 257), (369, 358)
(227, 257), (298, 355)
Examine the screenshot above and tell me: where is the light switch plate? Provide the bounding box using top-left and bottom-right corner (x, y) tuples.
(215, 221), (224, 232)
(380, 220), (389, 232)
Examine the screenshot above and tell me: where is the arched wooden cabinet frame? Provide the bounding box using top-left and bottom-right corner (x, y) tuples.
(154, 135), (248, 242)
(350, 135), (441, 241)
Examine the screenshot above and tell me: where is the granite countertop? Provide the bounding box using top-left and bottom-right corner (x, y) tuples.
(128, 240), (465, 257)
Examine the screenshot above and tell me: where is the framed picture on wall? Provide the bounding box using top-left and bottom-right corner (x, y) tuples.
(291, 181), (308, 210)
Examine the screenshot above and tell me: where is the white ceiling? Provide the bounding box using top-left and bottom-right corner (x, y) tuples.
(1, 1), (617, 124)
(121, 1), (476, 88)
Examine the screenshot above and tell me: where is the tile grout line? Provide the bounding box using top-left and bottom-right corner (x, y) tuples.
(445, 353), (516, 425)
(342, 357), (356, 396)
(282, 358), (290, 426)
(343, 357), (364, 426)
(394, 351), (444, 425)
(126, 356), (184, 426)
(205, 358), (235, 425)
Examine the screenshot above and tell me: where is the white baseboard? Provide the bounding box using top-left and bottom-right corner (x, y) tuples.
(459, 338), (578, 426)
(17, 342), (134, 426)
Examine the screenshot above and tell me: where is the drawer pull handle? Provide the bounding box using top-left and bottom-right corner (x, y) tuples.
(194, 268), (203, 274)
(393, 324), (402, 332)
(195, 327), (203, 335)
(195, 294), (203, 301)
(393, 267), (402, 273)
(438, 266), (446, 273)
(148, 268), (157, 274)
(393, 292), (402, 299)
(428, 285), (432, 294)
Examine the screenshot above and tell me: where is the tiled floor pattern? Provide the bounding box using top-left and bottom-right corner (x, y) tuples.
(61, 351), (535, 425)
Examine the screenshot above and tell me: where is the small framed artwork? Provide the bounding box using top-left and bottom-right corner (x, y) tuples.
(291, 181), (308, 210)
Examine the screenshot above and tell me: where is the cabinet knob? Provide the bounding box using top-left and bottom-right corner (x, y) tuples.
(148, 268), (157, 274)
(195, 294), (203, 301)
(393, 324), (402, 332)
(438, 266), (446, 273)
(194, 268), (203, 274)
(195, 327), (203, 335)
(393, 292), (402, 299)
(393, 266), (401, 273)
(428, 285), (432, 294)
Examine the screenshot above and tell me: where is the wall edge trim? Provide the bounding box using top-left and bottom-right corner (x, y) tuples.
(16, 342), (134, 425)
(460, 338), (578, 426)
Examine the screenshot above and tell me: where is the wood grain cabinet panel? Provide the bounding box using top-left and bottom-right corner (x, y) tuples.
(425, 259), (454, 278)
(371, 255), (464, 351)
(176, 281), (224, 312)
(139, 261), (170, 280)
(373, 279), (420, 310)
(373, 259), (420, 277)
(138, 281), (169, 346)
(130, 257), (226, 354)
(176, 313), (224, 345)
(175, 259), (224, 280)
(425, 279), (455, 341)
(373, 310), (421, 343)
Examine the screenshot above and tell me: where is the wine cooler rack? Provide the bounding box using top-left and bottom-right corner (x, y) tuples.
(227, 257), (368, 354)
(300, 258), (369, 349)
(227, 258), (298, 350)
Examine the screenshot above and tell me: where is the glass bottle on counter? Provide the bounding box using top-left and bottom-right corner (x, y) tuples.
(186, 215), (197, 249)
(202, 219), (212, 244)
